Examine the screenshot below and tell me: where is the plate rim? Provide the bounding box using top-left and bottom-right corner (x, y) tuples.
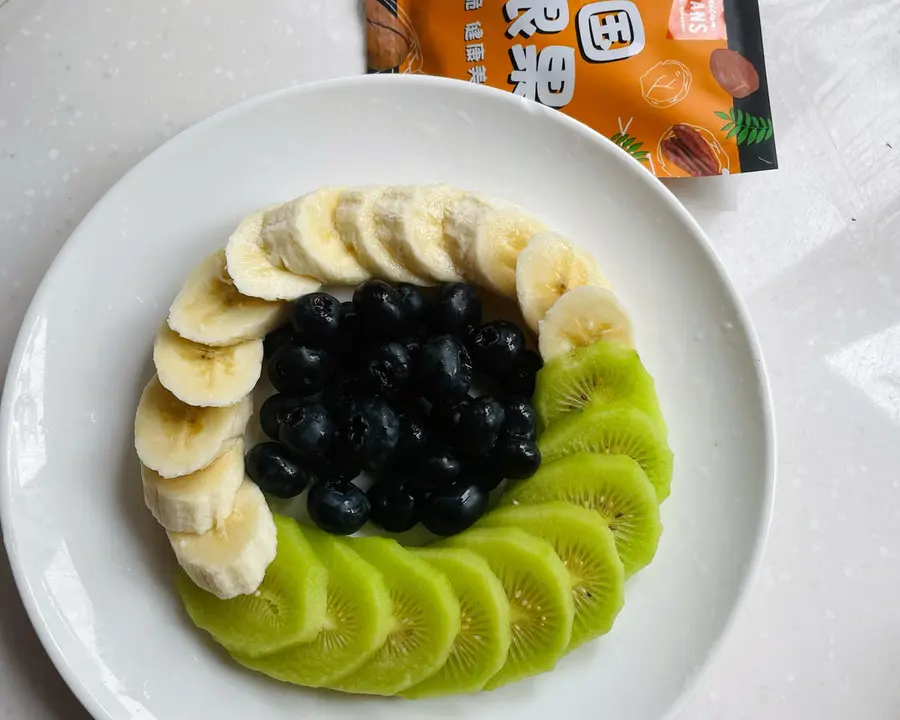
(0, 73), (776, 720)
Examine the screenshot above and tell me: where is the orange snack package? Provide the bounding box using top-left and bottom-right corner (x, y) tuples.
(366, 0), (777, 177)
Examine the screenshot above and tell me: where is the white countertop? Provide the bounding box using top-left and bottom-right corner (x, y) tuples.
(1, 1), (898, 718)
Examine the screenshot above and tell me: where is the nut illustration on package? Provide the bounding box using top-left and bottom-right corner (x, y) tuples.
(366, 0), (777, 176)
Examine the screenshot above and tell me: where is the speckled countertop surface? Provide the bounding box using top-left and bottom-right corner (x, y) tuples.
(2, 1), (899, 718)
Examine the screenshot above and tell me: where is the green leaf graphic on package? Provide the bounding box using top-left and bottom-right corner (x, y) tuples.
(715, 109), (774, 146)
(610, 132), (650, 163)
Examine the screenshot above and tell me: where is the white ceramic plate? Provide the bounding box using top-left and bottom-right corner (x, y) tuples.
(0, 75), (774, 720)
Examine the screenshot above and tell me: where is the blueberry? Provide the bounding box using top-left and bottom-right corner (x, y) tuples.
(307, 480), (370, 535)
(395, 283), (428, 327)
(335, 396), (401, 472)
(505, 350), (542, 397)
(502, 395), (537, 439)
(290, 292), (342, 347)
(368, 478), (419, 533)
(353, 280), (405, 338)
(455, 395), (505, 458)
(417, 441), (461, 490)
(337, 301), (364, 358)
(469, 465), (505, 492)
(415, 334), (472, 404)
(314, 454), (361, 484)
(469, 321), (525, 374)
(430, 397), (470, 438)
(420, 481), (488, 537)
(267, 343), (330, 397)
(263, 323), (297, 360)
(396, 333), (423, 362)
(259, 393), (305, 441)
(490, 435), (541, 480)
(278, 403), (332, 462)
(431, 283), (482, 336)
(360, 341), (412, 396)
(245, 442), (315, 499)
(320, 372), (359, 412)
(396, 407), (429, 463)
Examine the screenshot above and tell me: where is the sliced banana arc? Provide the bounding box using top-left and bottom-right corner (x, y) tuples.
(154, 324), (263, 408)
(516, 231), (609, 333)
(335, 187), (430, 285)
(444, 194), (547, 297)
(263, 188), (372, 285)
(142, 441), (245, 533)
(538, 285), (634, 361)
(168, 250), (287, 347)
(168, 480), (277, 599)
(225, 209), (321, 302)
(372, 185), (465, 283)
(134, 376), (253, 478)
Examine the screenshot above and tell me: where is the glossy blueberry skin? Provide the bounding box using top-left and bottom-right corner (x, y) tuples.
(353, 280), (405, 338)
(360, 341), (413, 396)
(420, 481), (488, 537)
(267, 343), (330, 397)
(335, 396), (401, 473)
(368, 479), (419, 533)
(490, 434), (542, 480)
(504, 350), (542, 397)
(259, 394), (305, 441)
(469, 466), (505, 493)
(431, 283), (482, 336)
(307, 480), (370, 535)
(415, 334), (473, 404)
(417, 441), (462, 490)
(430, 397), (470, 438)
(469, 321), (526, 374)
(314, 454), (362, 484)
(502, 395), (538, 439)
(395, 407), (430, 463)
(278, 403), (333, 463)
(263, 323), (297, 360)
(245, 442), (315, 499)
(290, 292), (343, 347)
(455, 395), (506, 458)
(395, 283), (428, 328)
(336, 301), (364, 359)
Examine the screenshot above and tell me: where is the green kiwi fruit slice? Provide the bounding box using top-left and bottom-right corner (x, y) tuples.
(480, 503), (624, 650)
(327, 536), (460, 696)
(534, 341), (665, 432)
(233, 527), (393, 687)
(538, 405), (674, 502)
(500, 453), (662, 577)
(175, 514), (327, 658)
(402, 548), (511, 698)
(442, 527), (573, 690)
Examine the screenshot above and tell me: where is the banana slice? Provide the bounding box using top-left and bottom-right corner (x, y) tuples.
(444, 194), (547, 297)
(538, 285), (635, 360)
(134, 376), (253, 478)
(262, 188), (372, 285)
(141, 441), (245, 533)
(168, 479), (277, 599)
(154, 324), (263, 408)
(516, 231), (609, 333)
(372, 185), (465, 283)
(225, 209), (321, 301)
(335, 187), (430, 284)
(168, 250), (287, 347)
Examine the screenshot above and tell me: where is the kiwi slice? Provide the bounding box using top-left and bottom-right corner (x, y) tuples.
(480, 503), (624, 650)
(500, 453), (662, 577)
(442, 527), (573, 690)
(534, 341), (665, 432)
(402, 548), (511, 698)
(175, 515), (327, 658)
(538, 405), (673, 502)
(233, 527), (393, 687)
(328, 536), (460, 696)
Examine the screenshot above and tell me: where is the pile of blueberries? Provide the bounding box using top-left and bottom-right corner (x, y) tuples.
(245, 280), (542, 537)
